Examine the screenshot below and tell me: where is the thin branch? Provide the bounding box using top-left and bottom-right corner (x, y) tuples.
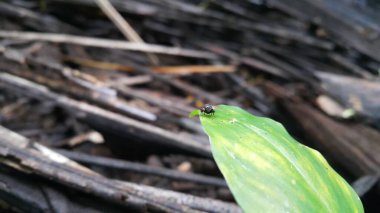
(55, 149), (227, 187)
(95, 0), (159, 65)
(0, 30), (216, 59)
(64, 56), (235, 74)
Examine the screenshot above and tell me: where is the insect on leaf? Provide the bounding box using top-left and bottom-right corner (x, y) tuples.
(194, 105), (363, 213)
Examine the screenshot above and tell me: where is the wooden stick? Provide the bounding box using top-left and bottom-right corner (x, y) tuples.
(95, 0), (159, 65)
(0, 2), (79, 33)
(64, 56), (235, 74)
(0, 30), (216, 59)
(123, 60), (239, 105)
(283, 101), (380, 176)
(201, 44), (291, 79)
(329, 53), (374, 79)
(0, 171), (125, 213)
(267, 0), (380, 61)
(0, 125), (240, 212)
(0, 73), (212, 157)
(55, 149), (227, 187)
(0, 45), (157, 121)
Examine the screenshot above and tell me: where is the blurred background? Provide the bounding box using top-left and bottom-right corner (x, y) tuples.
(0, 0), (379, 212)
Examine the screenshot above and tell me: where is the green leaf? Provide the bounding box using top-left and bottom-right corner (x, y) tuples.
(198, 105), (363, 213)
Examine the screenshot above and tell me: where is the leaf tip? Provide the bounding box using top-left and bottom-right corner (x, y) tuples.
(189, 109), (200, 118)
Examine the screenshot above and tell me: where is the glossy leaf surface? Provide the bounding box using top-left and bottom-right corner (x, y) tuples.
(193, 105), (363, 213)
